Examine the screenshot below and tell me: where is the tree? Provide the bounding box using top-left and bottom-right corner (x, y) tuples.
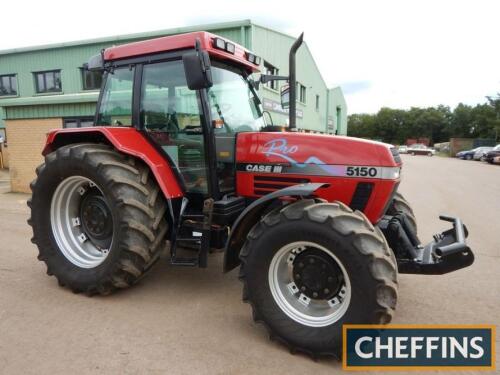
(347, 98), (499, 144)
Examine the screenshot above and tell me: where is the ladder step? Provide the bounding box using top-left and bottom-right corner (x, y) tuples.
(170, 257), (198, 267)
(182, 214), (205, 219)
(176, 238), (201, 243)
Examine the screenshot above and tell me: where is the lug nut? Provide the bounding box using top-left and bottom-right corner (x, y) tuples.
(312, 292), (318, 298)
(324, 288), (330, 294)
(298, 262), (304, 268)
(309, 258), (315, 264)
(295, 274), (301, 279)
(300, 286), (306, 292)
(328, 276), (334, 283)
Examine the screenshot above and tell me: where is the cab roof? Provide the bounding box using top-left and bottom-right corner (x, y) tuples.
(103, 31), (260, 73)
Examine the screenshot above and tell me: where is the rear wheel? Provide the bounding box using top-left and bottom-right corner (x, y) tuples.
(28, 143), (168, 295)
(465, 154), (472, 160)
(386, 191), (417, 235)
(239, 199), (398, 358)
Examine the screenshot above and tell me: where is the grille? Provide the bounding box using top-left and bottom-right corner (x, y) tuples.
(350, 182), (374, 211)
(253, 176), (310, 196)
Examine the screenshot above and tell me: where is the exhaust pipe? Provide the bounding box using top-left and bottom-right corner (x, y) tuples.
(288, 33), (304, 131)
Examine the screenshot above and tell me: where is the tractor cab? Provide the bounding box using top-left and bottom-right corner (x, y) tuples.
(94, 32), (265, 200)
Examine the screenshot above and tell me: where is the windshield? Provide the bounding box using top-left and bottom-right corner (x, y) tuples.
(208, 65), (265, 133)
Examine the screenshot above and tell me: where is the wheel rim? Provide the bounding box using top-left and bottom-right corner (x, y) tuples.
(268, 241), (351, 328)
(50, 176), (113, 268)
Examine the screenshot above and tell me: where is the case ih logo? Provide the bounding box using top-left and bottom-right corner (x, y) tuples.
(343, 325), (496, 371)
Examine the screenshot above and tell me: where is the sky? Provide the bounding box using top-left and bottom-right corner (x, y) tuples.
(1, 0), (498, 114)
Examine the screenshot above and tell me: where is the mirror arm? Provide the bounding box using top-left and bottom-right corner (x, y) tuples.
(260, 74), (289, 84)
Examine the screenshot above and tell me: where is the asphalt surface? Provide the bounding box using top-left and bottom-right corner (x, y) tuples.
(0, 156), (498, 374)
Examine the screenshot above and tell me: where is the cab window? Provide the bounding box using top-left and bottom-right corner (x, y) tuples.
(96, 67), (134, 126)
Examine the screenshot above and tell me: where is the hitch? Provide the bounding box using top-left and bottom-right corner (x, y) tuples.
(378, 214), (474, 275)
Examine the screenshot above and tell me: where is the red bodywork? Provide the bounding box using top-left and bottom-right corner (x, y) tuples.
(235, 132), (401, 223)
(43, 127), (183, 199)
(104, 31), (259, 73)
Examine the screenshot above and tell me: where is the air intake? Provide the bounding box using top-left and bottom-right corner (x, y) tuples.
(350, 182), (374, 211)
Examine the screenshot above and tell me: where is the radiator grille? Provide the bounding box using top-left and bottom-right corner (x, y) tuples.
(253, 176), (310, 196)
(350, 182), (374, 211)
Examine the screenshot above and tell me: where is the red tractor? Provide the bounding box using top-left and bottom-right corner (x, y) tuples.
(28, 31), (474, 358)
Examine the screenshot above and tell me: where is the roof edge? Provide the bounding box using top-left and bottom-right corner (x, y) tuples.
(0, 19), (252, 56)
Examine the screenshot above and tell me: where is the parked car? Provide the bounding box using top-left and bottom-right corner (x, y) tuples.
(457, 147), (493, 160)
(398, 145), (408, 154)
(484, 144), (500, 163)
(473, 147), (493, 160)
(407, 143), (435, 156)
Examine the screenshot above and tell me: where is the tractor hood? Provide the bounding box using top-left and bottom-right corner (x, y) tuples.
(236, 132), (400, 168)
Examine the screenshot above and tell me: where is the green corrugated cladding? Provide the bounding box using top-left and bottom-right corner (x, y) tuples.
(6, 103), (96, 120)
(0, 20), (347, 134)
(251, 24), (347, 134)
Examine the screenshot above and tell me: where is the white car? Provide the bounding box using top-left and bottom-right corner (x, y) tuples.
(473, 146), (493, 161)
(398, 145), (408, 154)
(407, 143), (436, 156)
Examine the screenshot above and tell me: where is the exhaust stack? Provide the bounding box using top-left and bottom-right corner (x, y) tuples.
(288, 33), (304, 131)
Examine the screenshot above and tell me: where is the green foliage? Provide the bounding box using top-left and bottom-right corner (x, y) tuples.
(348, 94), (500, 144)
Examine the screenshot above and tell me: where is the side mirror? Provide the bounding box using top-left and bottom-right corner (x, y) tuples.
(183, 40), (213, 90)
(280, 84), (290, 109)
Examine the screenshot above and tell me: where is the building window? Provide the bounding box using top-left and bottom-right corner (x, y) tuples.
(297, 82), (306, 103)
(34, 70), (61, 93)
(264, 61), (279, 90)
(315, 95), (320, 111)
(0, 74), (18, 96)
(63, 117), (94, 128)
(81, 68), (103, 90)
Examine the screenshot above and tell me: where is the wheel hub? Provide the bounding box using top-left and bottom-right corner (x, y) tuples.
(50, 176), (113, 268)
(293, 249), (343, 300)
(80, 191), (113, 249)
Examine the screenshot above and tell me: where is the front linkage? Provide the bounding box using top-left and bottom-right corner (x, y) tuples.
(379, 213), (474, 275)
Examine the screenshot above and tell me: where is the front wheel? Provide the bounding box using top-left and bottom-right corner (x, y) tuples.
(239, 200), (398, 358)
(386, 191), (418, 235)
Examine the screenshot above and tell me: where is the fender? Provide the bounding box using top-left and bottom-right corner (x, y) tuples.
(223, 182), (326, 272)
(43, 127), (183, 199)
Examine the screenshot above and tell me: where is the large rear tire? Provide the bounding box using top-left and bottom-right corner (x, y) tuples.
(28, 143), (168, 295)
(386, 191), (417, 235)
(239, 199), (398, 358)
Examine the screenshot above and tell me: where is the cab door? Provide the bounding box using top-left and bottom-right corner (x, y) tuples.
(140, 59), (211, 196)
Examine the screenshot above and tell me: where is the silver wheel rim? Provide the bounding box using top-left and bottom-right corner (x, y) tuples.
(50, 176), (113, 268)
(268, 241), (351, 328)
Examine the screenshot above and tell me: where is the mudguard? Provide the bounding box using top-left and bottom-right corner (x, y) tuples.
(43, 127), (183, 199)
(223, 182), (326, 272)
